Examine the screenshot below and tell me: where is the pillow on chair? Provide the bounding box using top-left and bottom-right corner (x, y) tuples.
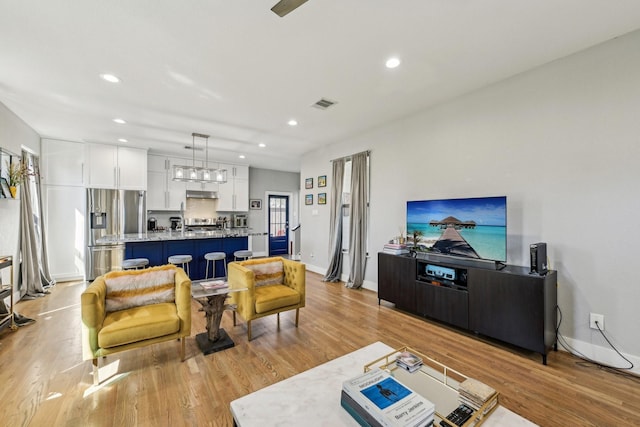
(104, 265), (176, 312)
(243, 259), (284, 287)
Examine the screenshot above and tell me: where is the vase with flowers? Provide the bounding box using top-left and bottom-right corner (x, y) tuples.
(5, 159), (29, 198)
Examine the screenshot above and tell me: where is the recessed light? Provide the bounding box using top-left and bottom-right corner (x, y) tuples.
(287, 119), (298, 126)
(385, 57), (401, 69)
(239, 155), (246, 159)
(118, 138), (128, 143)
(101, 73), (121, 83)
(113, 118), (126, 124)
(258, 143), (266, 148)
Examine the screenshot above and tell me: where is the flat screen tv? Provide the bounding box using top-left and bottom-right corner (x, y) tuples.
(406, 196), (507, 262)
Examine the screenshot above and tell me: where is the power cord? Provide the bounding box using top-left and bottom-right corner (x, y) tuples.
(556, 305), (636, 378)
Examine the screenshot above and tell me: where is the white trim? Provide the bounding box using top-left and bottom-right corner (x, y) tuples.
(21, 144), (38, 155)
(559, 335), (640, 376)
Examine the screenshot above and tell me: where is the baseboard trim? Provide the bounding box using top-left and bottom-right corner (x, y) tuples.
(559, 335), (640, 376)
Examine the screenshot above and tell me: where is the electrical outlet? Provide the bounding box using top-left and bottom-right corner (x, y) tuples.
(589, 313), (604, 330)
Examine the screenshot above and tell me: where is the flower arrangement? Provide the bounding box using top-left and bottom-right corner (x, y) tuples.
(5, 159), (30, 187)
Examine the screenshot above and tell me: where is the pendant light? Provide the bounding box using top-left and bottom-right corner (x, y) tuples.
(172, 133), (227, 184)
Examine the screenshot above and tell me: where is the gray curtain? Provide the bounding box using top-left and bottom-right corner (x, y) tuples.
(18, 151), (54, 298)
(323, 158), (345, 282)
(346, 152), (368, 289)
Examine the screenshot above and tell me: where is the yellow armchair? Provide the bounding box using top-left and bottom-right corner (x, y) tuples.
(228, 257), (305, 340)
(81, 265), (191, 383)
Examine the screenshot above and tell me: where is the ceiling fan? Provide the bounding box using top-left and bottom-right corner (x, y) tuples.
(271, 0), (309, 17)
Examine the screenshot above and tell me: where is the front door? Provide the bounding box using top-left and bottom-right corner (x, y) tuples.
(268, 195), (289, 256)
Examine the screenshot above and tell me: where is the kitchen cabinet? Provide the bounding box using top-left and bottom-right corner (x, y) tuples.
(125, 236), (248, 280)
(41, 139), (85, 186)
(86, 143), (147, 190)
(217, 163), (249, 212)
(147, 155), (190, 210)
(43, 185), (85, 281)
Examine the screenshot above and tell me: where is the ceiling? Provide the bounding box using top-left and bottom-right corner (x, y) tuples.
(2, 1), (640, 173)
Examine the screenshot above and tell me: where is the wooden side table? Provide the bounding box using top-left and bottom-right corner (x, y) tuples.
(191, 280), (246, 355)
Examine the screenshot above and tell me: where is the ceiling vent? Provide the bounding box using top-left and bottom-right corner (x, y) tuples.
(312, 98), (338, 110)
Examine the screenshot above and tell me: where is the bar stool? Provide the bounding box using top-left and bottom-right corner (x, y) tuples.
(122, 258), (149, 270)
(168, 254), (192, 277)
(234, 250), (253, 261)
(204, 252), (227, 279)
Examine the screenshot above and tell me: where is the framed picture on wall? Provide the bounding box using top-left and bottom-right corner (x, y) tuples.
(318, 193), (326, 205)
(318, 175), (327, 187)
(305, 194), (313, 205)
(250, 199), (262, 210)
(305, 177), (313, 189)
(0, 178), (10, 199)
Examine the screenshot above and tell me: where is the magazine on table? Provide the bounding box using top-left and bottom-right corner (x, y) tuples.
(199, 280), (228, 290)
(342, 368), (434, 427)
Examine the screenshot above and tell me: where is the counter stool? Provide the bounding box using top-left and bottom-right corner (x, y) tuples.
(122, 258), (149, 270)
(234, 250), (253, 261)
(204, 252), (227, 279)
(168, 254), (192, 277)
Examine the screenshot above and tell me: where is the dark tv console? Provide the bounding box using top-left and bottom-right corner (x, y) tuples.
(378, 252), (557, 364)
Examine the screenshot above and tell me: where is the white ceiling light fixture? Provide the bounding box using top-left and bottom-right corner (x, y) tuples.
(172, 133), (227, 184)
(385, 57), (401, 69)
(288, 119), (298, 126)
(239, 154), (246, 159)
(101, 73), (121, 83)
(118, 138), (128, 143)
(113, 118), (126, 124)
(259, 143), (266, 148)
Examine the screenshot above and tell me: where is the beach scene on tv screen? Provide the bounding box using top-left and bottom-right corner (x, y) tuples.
(406, 196), (507, 262)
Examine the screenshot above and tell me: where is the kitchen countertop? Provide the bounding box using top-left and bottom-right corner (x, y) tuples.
(96, 229), (266, 244)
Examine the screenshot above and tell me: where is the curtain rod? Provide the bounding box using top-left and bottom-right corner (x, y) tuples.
(329, 149), (370, 162)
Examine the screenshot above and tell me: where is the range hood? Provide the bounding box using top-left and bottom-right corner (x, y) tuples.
(186, 190), (218, 199)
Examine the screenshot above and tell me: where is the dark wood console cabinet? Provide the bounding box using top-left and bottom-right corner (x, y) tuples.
(378, 253), (416, 312)
(378, 252), (557, 364)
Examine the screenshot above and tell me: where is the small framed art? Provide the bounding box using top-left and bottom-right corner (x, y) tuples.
(318, 175), (327, 187)
(305, 177), (313, 189)
(0, 178), (10, 199)
(305, 194), (313, 205)
(250, 199), (262, 210)
(318, 193), (326, 205)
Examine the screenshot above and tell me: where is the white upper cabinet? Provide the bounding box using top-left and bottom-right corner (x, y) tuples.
(217, 163), (249, 212)
(86, 143), (147, 190)
(41, 139), (85, 186)
(117, 147), (147, 190)
(86, 144), (117, 188)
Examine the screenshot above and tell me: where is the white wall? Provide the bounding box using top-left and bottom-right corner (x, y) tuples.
(0, 101), (40, 291)
(300, 29), (640, 371)
(248, 167), (300, 256)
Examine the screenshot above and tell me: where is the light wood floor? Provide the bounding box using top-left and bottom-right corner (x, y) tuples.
(1, 271), (639, 426)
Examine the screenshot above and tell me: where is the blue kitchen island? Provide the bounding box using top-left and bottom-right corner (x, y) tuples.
(97, 231), (250, 280)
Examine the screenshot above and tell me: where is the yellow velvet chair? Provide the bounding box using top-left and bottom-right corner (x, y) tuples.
(81, 265), (191, 383)
(228, 257), (305, 340)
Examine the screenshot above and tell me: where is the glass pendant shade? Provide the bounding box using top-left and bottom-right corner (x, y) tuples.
(214, 169), (227, 183)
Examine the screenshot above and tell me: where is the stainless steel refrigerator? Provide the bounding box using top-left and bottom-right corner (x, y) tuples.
(85, 188), (146, 280)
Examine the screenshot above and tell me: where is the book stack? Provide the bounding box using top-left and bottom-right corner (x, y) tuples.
(383, 243), (409, 255)
(341, 368), (435, 427)
(457, 378), (498, 418)
(395, 351), (424, 373)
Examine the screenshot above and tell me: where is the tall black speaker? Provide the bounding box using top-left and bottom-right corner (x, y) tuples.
(530, 242), (547, 275)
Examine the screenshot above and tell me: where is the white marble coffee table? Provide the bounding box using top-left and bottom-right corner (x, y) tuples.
(230, 341), (537, 427)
